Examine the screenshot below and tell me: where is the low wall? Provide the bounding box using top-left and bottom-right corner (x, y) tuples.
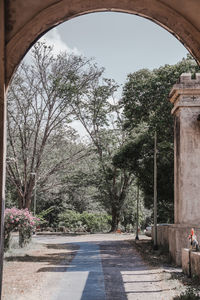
(152, 224), (200, 266)
(169, 225), (200, 266)
(152, 224), (170, 250)
(157, 224), (170, 249)
(182, 248), (200, 278)
(182, 248), (190, 276)
(191, 251), (200, 278)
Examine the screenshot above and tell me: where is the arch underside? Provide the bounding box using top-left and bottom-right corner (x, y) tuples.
(5, 0), (200, 86)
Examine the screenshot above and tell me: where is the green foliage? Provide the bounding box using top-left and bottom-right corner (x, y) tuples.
(60, 68), (134, 231)
(122, 55), (199, 133)
(113, 129), (174, 223)
(35, 206), (55, 228)
(114, 55), (200, 223)
(173, 287), (200, 300)
(36, 194), (65, 228)
(119, 183), (152, 231)
(58, 210), (111, 233)
(6, 41), (154, 231)
(5, 180), (18, 208)
(80, 211), (111, 232)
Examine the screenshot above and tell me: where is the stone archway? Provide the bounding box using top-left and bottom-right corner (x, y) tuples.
(1, 0), (200, 297)
(4, 0), (200, 87)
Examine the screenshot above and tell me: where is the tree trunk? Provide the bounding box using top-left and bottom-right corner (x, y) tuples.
(18, 194), (32, 210)
(19, 229), (32, 248)
(110, 208), (120, 232)
(4, 232), (11, 252)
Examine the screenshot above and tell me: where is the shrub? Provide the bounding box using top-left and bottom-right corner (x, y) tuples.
(173, 287), (200, 300)
(58, 210), (111, 233)
(58, 210), (82, 231)
(4, 208), (40, 250)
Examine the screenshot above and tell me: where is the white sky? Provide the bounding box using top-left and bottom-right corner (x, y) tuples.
(38, 12), (189, 137)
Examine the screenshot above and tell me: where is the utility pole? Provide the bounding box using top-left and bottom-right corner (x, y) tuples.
(135, 180), (139, 240)
(0, 1), (6, 297)
(153, 131), (158, 250)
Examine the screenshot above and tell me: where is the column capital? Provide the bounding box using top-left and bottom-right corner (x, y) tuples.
(169, 73), (200, 114)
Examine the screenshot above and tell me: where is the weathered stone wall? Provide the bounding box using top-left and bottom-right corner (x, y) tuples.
(182, 248), (190, 276)
(152, 224), (170, 250)
(154, 224), (200, 266)
(168, 225), (200, 266)
(170, 73), (200, 226)
(182, 248), (200, 278)
(4, 0), (200, 86)
(191, 252), (200, 278)
(167, 73), (200, 266)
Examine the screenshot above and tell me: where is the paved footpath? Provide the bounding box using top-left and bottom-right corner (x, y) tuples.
(34, 234), (183, 300)
(52, 242), (106, 300)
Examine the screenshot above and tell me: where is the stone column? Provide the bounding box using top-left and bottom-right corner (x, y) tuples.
(170, 73), (200, 225)
(0, 0), (6, 298)
(168, 73), (200, 265)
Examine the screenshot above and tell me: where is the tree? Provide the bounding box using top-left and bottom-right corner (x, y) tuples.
(7, 41), (141, 231)
(36, 149), (104, 227)
(6, 42), (96, 209)
(60, 75), (134, 231)
(114, 55), (200, 223)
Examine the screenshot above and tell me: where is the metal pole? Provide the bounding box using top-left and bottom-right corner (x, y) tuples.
(33, 173), (37, 216)
(0, 0), (6, 297)
(135, 180), (139, 240)
(153, 131), (158, 250)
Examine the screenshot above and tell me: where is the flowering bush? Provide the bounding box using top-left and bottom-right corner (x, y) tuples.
(4, 208), (40, 250)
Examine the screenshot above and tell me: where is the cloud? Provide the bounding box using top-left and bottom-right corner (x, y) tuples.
(39, 28), (81, 56)
(22, 27), (82, 65)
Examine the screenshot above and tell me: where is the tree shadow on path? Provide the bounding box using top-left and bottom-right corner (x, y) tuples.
(99, 240), (174, 300)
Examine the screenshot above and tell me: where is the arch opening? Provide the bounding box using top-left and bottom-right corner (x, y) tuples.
(2, 2), (200, 296)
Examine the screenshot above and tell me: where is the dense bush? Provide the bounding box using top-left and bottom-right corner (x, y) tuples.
(58, 210), (111, 233)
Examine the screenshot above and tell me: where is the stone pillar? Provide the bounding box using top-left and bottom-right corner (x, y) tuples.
(168, 73), (200, 265)
(0, 0), (6, 298)
(170, 73), (200, 225)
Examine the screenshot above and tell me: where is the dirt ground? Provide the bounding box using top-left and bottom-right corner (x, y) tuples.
(1, 233), (189, 300)
(133, 239), (200, 291)
(2, 240), (79, 300)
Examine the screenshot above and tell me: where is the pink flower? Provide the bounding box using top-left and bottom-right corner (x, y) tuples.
(10, 215), (13, 219)
(16, 218), (19, 222)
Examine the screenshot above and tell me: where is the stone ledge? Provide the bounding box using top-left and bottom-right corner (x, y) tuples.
(180, 73), (200, 83)
(191, 251), (200, 278)
(169, 73), (200, 105)
(182, 248), (190, 276)
(182, 248), (200, 278)
(168, 225), (200, 266)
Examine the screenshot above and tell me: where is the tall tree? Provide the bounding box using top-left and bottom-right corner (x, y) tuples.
(6, 42), (97, 209)
(114, 56), (200, 223)
(60, 76), (134, 231)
